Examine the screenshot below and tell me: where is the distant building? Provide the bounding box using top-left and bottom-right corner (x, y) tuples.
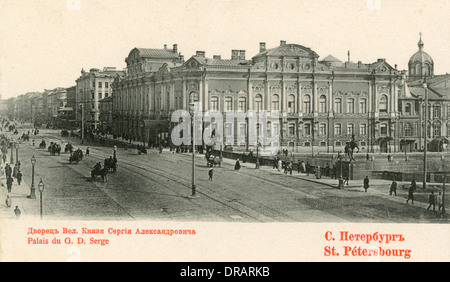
(75, 67), (125, 130)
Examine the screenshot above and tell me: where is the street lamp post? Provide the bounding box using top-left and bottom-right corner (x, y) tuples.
(10, 143), (14, 164)
(27, 155), (37, 199)
(38, 179), (44, 219)
(189, 102), (197, 198)
(15, 143), (19, 165)
(338, 152), (344, 189)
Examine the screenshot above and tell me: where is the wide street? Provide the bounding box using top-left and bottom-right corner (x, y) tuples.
(2, 125), (446, 223)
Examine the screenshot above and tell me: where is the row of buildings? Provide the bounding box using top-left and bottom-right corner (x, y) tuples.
(3, 35), (450, 153)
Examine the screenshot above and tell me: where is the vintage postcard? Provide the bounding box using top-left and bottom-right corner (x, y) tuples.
(0, 0), (449, 265)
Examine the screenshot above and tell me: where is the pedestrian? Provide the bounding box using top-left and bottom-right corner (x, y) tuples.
(6, 176), (13, 193)
(406, 180), (416, 204)
(438, 191), (443, 212)
(234, 158), (241, 171)
(427, 191), (436, 211)
(208, 167), (214, 181)
(297, 160), (301, 174)
(277, 159), (282, 172)
(5, 163), (11, 178)
(315, 166), (321, 179)
(86, 147), (90, 156)
(16, 170), (22, 185)
(305, 161), (310, 176)
(331, 164), (336, 179)
(363, 176), (369, 192)
(389, 180), (397, 196)
(301, 161), (306, 173)
(289, 162), (293, 175)
(5, 195), (11, 207)
(14, 206), (21, 218)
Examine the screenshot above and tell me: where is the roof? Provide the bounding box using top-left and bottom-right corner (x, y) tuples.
(135, 48), (178, 59)
(252, 43), (319, 59)
(320, 55), (342, 62)
(409, 50), (433, 65)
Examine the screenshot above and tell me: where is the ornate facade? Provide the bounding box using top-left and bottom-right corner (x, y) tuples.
(112, 40), (404, 153)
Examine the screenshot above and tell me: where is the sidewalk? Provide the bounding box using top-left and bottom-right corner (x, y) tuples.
(0, 156), (39, 220)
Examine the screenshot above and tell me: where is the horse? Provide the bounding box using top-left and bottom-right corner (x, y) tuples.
(207, 156), (221, 167)
(69, 151), (83, 164)
(91, 168), (108, 182)
(344, 140), (359, 161)
(39, 140), (46, 149)
(48, 143), (61, 156)
(104, 157), (117, 173)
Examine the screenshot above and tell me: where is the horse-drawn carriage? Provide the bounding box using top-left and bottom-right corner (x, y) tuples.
(91, 167), (108, 182)
(104, 157), (117, 173)
(48, 142), (61, 156)
(137, 145), (147, 155)
(39, 140), (46, 149)
(69, 149), (83, 164)
(65, 143), (74, 154)
(206, 155), (222, 167)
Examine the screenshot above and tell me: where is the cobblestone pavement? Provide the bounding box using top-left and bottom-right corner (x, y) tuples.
(1, 126), (447, 223)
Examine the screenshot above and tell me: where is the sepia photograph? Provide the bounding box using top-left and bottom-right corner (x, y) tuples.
(0, 0), (449, 263)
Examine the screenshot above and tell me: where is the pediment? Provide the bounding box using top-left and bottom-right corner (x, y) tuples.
(266, 44), (319, 58)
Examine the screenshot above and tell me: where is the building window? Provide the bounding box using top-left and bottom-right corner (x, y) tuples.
(404, 123), (412, 136)
(225, 123), (232, 137)
(334, 123), (342, 136)
(320, 141), (327, 147)
(434, 123), (441, 137)
(347, 123), (354, 136)
(92, 81), (95, 88)
(380, 123), (388, 135)
(288, 123), (295, 136)
(335, 141), (342, 147)
(359, 123), (367, 136)
(225, 97), (233, 111)
(190, 92), (198, 103)
(379, 95), (388, 112)
(272, 94), (279, 111)
(433, 104), (441, 118)
(405, 103), (411, 115)
(335, 98), (342, 113)
(303, 95), (311, 113)
(211, 96), (219, 111)
(347, 98), (355, 113)
(288, 95), (295, 113)
(98, 82), (102, 88)
(304, 123), (311, 136)
(319, 95), (327, 113)
(359, 98), (367, 113)
(105, 82), (109, 88)
(319, 123), (327, 136)
(255, 94), (262, 112)
(99, 92), (103, 99)
(238, 97), (246, 112)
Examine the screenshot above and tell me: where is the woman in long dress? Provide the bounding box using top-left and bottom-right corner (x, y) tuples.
(234, 158), (241, 171)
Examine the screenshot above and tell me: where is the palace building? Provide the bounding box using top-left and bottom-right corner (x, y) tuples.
(112, 40), (405, 153)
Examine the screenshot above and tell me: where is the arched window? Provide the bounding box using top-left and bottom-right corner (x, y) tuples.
(225, 96), (233, 111)
(405, 103), (412, 115)
(189, 91), (198, 103)
(288, 95), (295, 113)
(359, 98), (367, 113)
(379, 95), (388, 112)
(347, 98), (355, 113)
(334, 98), (342, 113)
(415, 64), (421, 76)
(238, 97), (246, 112)
(319, 95), (327, 113)
(433, 122), (441, 137)
(303, 95), (311, 113)
(255, 94), (262, 112)
(210, 96), (219, 111)
(272, 94), (279, 111)
(433, 103), (441, 118)
(334, 123), (342, 136)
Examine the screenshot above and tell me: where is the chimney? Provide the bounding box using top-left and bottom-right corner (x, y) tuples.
(239, 50), (246, 60)
(259, 42), (266, 53)
(196, 51), (205, 57)
(280, 40), (286, 46)
(347, 50), (350, 63)
(164, 44), (167, 49)
(377, 58), (386, 62)
(358, 61), (362, 68)
(179, 55), (185, 63)
(173, 44), (178, 54)
(231, 49), (239, 60)
(213, 55), (221, 60)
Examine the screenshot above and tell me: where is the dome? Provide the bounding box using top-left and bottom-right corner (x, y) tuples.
(408, 33), (434, 79)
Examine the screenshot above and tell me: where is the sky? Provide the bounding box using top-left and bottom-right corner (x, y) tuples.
(0, 0), (449, 99)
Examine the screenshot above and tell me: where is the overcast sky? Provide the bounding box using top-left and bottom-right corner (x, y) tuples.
(0, 0), (449, 99)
